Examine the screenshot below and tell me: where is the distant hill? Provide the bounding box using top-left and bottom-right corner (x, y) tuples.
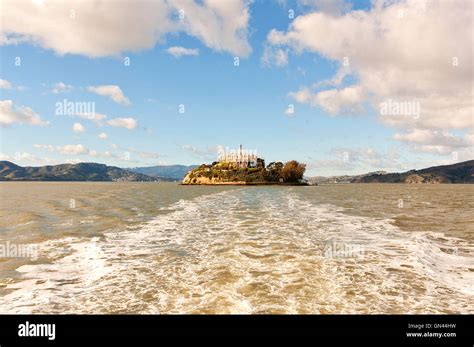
(128, 165), (198, 181)
(310, 160), (474, 184)
(310, 171), (388, 184)
(354, 160), (474, 183)
(0, 161), (159, 182)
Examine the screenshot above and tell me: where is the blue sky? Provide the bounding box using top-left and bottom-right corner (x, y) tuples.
(1, 0), (472, 176)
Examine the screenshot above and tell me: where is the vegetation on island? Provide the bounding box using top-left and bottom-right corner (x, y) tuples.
(182, 159), (308, 185)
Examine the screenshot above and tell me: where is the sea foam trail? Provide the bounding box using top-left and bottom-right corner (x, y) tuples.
(0, 188), (472, 314)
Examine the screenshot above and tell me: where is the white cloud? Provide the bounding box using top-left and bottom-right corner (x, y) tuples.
(33, 143), (156, 164)
(171, 0), (252, 57)
(0, 99), (48, 126)
(290, 85), (366, 115)
(261, 46), (288, 67)
(288, 88), (312, 104)
(98, 132), (108, 140)
(76, 112), (107, 124)
(1, 151), (80, 166)
(166, 46), (199, 57)
(51, 82), (73, 94)
(0, 152), (12, 161)
(9, 152), (59, 165)
(63, 158), (84, 164)
(34, 143), (90, 155)
(57, 144), (89, 155)
(308, 146), (405, 174)
(284, 107), (295, 117)
(34, 144), (55, 152)
(87, 85), (130, 106)
(136, 151), (161, 159)
(0, 79), (26, 91)
(393, 129), (473, 155)
(106, 117), (138, 130)
(182, 144), (222, 160)
(267, 0), (474, 156)
(268, 0), (473, 127)
(72, 122), (85, 133)
(0, 79), (12, 89)
(1, 0), (251, 57)
(0, 1), (172, 57)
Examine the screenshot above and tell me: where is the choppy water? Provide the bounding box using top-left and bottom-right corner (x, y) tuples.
(0, 182), (472, 314)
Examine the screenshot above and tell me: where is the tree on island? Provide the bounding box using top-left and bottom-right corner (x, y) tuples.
(280, 160), (306, 182)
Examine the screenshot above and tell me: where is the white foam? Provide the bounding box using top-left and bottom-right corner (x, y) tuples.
(1, 188), (472, 314)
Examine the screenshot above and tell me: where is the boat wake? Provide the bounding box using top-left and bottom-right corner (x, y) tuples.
(1, 188), (472, 313)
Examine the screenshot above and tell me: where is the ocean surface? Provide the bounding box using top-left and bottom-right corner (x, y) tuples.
(0, 182), (472, 314)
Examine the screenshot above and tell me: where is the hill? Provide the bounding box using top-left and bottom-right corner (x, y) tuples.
(310, 171), (388, 184)
(0, 161), (159, 182)
(128, 165), (198, 181)
(310, 160), (474, 184)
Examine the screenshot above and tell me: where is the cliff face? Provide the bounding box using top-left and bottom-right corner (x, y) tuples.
(182, 174), (246, 185)
(182, 164), (267, 185)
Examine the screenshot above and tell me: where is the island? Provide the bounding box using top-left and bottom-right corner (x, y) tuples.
(182, 145), (309, 185)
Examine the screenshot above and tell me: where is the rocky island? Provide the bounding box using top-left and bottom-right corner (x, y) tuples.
(182, 145), (308, 185)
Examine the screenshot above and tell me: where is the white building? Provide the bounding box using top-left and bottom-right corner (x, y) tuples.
(218, 144), (259, 168)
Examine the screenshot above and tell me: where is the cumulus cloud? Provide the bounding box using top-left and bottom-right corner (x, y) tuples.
(1, 150), (82, 165)
(393, 129), (473, 155)
(72, 122), (85, 133)
(0, 152), (12, 161)
(4, 152), (61, 165)
(289, 85), (366, 115)
(267, 0), (474, 156)
(76, 112), (107, 124)
(35, 143), (90, 155)
(87, 85), (131, 106)
(106, 117), (138, 130)
(0, 99), (48, 126)
(166, 46), (199, 57)
(0, 79), (12, 89)
(182, 144), (222, 160)
(98, 132), (108, 140)
(33, 144), (55, 152)
(0, 0), (251, 57)
(172, 0), (252, 57)
(308, 146), (405, 174)
(51, 82), (73, 94)
(261, 46), (289, 67)
(0, 79), (26, 91)
(57, 144), (89, 155)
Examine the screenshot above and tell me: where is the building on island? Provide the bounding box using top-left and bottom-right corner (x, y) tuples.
(218, 144), (264, 168)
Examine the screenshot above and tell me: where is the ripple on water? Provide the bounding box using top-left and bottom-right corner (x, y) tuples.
(0, 188), (472, 314)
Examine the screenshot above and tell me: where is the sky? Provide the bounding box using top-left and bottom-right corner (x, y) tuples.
(0, 0), (472, 176)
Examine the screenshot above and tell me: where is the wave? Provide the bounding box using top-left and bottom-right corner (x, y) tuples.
(0, 188), (472, 314)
